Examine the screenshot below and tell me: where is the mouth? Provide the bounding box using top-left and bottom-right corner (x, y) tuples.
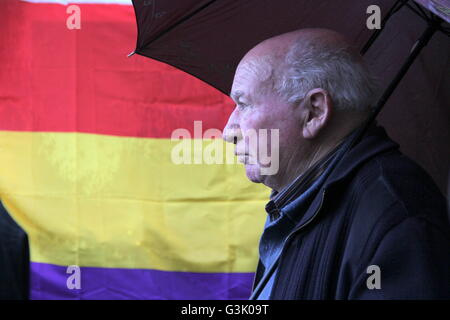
(234, 152), (248, 156)
(234, 151), (250, 158)
(235, 153), (250, 164)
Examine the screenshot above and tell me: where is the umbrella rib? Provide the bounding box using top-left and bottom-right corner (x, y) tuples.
(413, 1), (432, 19)
(361, 0), (409, 55)
(405, 2), (450, 36)
(406, 2), (429, 20)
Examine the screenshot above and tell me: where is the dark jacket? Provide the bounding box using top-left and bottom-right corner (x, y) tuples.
(0, 200), (30, 300)
(252, 125), (450, 299)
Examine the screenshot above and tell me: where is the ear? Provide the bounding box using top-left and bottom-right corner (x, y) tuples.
(302, 88), (333, 139)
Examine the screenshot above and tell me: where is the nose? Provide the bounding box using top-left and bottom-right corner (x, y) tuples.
(222, 108), (242, 144)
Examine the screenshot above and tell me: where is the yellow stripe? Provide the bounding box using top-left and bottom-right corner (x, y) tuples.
(0, 131), (269, 272)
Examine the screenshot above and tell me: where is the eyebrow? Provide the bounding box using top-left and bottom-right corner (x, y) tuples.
(230, 90), (246, 103)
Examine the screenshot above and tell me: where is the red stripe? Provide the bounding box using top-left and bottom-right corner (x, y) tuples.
(0, 0), (234, 138)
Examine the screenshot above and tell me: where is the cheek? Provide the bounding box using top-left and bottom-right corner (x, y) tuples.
(240, 117), (277, 147)
(240, 113), (276, 146)
(277, 129), (300, 160)
(239, 110), (265, 131)
(240, 115), (264, 154)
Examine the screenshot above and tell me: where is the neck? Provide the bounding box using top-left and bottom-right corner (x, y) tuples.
(270, 112), (368, 192)
(273, 138), (342, 192)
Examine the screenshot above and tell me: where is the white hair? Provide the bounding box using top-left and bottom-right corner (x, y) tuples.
(272, 39), (380, 112)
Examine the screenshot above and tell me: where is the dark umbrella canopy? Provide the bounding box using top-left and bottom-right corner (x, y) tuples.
(131, 0), (450, 193)
(132, 0), (398, 94)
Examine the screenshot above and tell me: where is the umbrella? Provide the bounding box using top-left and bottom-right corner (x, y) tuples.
(129, 0), (450, 193)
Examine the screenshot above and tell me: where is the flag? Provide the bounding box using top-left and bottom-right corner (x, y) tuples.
(0, 0), (268, 299)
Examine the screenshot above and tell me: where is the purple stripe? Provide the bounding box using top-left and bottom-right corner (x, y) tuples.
(30, 262), (255, 300)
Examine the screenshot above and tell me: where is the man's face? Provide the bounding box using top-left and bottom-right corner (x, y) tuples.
(224, 58), (308, 189)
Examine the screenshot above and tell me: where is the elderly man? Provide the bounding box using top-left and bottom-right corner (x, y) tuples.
(223, 28), (450, 300)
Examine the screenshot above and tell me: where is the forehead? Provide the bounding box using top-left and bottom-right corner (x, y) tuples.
(231, 57), (273, 100)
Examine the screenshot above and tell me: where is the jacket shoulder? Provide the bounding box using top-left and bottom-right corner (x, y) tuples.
(335, 152), (450, 298)
(340, 150), (450, 261)
(350, 149), (447, 222)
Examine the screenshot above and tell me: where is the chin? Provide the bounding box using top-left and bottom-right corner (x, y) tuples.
(245, 164), (264, 184)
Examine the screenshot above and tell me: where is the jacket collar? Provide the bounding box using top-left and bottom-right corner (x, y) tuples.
(324, 122), (399, 188)
(265, 140), (341, 222)
(282, 122), (399, 228)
